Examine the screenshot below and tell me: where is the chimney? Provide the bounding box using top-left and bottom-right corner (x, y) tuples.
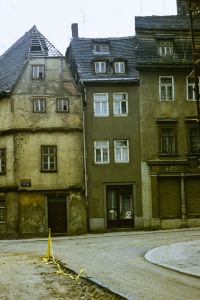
(71, 23), (78, 38)
(176, 0), (189, 15)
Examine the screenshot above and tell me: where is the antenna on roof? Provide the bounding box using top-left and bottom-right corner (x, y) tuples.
(81, 8), (85, 37)
(163, 0), (166, 15)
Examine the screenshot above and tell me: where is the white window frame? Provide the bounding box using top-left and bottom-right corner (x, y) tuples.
(113, 93), (128, 116)
(114, 62), (125, 74)
(186, 77), (200, 101)
(95, 61), (106, 73)
(94, 93), (109, 116)
(159, 76), (174, 101)
(33, 99), (46, 112)
(93, 44), (109, 53)
(159, 41), (173, 56)
(94, 141), (109, 164)
(32, 65), (45, 79)
(114, 140), (129, 163)
(57, 98), (69, 112)
(41, 146), (57, 172)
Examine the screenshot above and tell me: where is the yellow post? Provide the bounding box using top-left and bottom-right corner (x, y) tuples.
(46, 228), (52, 260)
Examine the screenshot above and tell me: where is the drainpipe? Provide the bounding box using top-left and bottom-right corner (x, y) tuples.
(81, 81), (89, 230)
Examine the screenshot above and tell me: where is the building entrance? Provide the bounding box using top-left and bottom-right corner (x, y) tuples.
(106, 185), (134, 229)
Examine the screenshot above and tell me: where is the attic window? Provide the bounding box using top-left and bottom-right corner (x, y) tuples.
(158, 41), (173, 56)
(114, 61), (125, 73)
(95, 61), (107, 73)
(113, 58), (127, 74)
(93, 44), (109, 53)
(32, 65), (45, 79)
(93, 57), (108, 74)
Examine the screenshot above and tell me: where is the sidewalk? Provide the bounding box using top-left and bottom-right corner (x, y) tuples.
(145, 240), (200, 278)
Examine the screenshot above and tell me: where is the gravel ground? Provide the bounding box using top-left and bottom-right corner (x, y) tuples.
(0, 251), (124, 300)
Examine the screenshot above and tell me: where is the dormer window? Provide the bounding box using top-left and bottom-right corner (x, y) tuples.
(93, 57), (108, 74)
(114, 61), (125, 74)
(113, 58), (126, 74)
(95, 61), (106, 73)
(93, 43), (109, 53)
(159, 41), (173, 56)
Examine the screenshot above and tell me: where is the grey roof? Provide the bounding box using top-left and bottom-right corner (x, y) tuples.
(135, 15), (199, 31)
(66, 37), (139, 83)
(135, 15), (200, 67)
(0, 25), (62, 96)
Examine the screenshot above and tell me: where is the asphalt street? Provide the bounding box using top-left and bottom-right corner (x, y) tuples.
(1, 228), (200, 299)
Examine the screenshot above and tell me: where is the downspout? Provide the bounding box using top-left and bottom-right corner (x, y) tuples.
(81, 81), (89, 230)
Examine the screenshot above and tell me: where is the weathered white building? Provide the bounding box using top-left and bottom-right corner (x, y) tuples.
(0, 26), (87, 238)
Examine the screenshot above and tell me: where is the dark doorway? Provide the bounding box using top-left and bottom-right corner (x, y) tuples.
(106, 185), (134, 229)
(47, 196), (67, 234)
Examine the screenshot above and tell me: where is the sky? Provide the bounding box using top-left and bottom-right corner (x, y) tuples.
(0, 0), (177, 55)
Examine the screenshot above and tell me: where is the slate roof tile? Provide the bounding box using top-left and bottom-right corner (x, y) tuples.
(0, 25), (62, 96)
(66, 37), (139, 82)
(135, 15), (200, 67)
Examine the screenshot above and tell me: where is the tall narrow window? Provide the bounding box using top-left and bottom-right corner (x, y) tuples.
(159, 76), (174, 101)
(32, 65), (45, 79)
(113, 93), (128, 115)
(0, 149), (6, 174)
(41, 146), (57, 172)
(94, 141), (109, 163)
(33, 99), (46, 112)
(160, 127), (176, 154)
(114, 140), (129, 163)
(0, 199), (6, 222)
(94, 93), (109, 116)
(188, 127), (200, 153)
(187, 77), (200, 101)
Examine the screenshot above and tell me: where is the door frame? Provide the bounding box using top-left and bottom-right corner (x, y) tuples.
(105, 183), (135, 229)
(45, 194), (68, 234)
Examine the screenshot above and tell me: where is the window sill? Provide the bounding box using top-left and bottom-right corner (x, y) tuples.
(158, 153), (179, 157)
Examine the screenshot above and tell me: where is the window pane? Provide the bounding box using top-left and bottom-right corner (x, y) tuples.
(160, 77), (173, 101)
(161, 128), (175, 153)
(94, 94), (108, 116)
(189, 128), (200, 152)
(57, 99), (68, 111)
(114, 140), (129, 162)
(41, 146), (56, 171)
(94, 141), (109, 163)
(0, 199), (5, 222)
(0, 149), (5, 173)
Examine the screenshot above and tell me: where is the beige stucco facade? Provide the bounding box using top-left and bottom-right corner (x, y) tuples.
(0, 57), (87, 238)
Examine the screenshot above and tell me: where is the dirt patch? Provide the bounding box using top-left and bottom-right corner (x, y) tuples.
(0, 252), (124, 300)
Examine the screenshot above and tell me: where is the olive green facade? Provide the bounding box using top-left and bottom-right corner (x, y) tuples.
(84, 83), (142, 231)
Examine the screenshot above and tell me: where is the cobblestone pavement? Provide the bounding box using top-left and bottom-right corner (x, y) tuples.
(1, 228), (200, 299)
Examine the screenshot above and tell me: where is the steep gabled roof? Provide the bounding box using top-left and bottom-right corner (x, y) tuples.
(0, 25), (62, 96)
(66, 36), (139, 83)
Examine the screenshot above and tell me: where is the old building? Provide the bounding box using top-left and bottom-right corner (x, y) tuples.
(135, 9), (200, 229)
(0, 26), (87, 238)
(66, 30), (143, 232)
